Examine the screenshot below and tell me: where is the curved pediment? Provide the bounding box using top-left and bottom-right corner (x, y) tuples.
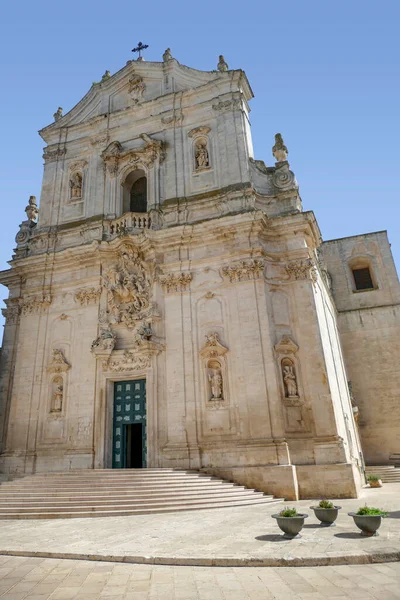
(39, 59), (253, 142)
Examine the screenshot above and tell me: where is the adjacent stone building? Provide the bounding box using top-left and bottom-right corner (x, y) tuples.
(0, 51), (398, 499)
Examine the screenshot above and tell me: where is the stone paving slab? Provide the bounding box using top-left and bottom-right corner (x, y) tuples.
(0, 483), (399, 568)
(0, 556), (400, 599)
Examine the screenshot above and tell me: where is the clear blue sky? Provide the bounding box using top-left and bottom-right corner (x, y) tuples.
(0, 1), (399, 317)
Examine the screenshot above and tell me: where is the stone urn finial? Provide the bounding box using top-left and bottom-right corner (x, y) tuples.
(53, 107), (63, 122)
(25, 196), (39, 221)
(217, 55), (228, 72)
(272, 133), (288, 162)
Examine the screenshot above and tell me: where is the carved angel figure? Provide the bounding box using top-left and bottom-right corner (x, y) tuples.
(195, 139), (210, 169)
(283, 365), (298, 397)
(54, 107), (63, 122)
(163, 48), (172, 62)
(217, 55), (228, 72)
(70, 172), (83, 199)
(209, 368), (223, 400)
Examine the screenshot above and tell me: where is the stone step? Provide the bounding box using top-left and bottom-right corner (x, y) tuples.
(0, 497), (282, 519)
(0, 468), (279, 519)
(2, 481), (235, 492)
(365, 465), (400, 482)
(0, 490), (269, 506)
(0, 493), (268, 513)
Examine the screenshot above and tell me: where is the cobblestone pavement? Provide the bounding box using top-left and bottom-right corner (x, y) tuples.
(0, 484), (399, 566)
(0, 555), (400, 599)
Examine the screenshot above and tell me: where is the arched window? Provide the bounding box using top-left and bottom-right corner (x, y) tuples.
(122, 169), (147, 214)
(130, 176), (147, 213)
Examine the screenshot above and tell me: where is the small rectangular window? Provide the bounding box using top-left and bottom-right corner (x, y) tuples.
(353, 267), (374, 291)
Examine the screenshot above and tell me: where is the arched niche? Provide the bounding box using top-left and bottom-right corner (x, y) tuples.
(122, 169), (148, 214)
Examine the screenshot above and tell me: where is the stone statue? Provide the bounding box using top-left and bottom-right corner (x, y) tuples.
(54, 107), (63, 122)
(70, 172), (83, 199)
(272, 133), (288, 162)
(195, 140), (210, 169)
(163, 48), (173, 62)
(101, 70), (111, 82)
(25, 196), (39, 221)
(283, 364), (298, 397)
(209, 368), (223, 400)
(217, 55), (228, 72)
(51, 378), (63, 412)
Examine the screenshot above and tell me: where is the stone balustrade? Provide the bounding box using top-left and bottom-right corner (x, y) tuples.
(106, 212), (151, 236)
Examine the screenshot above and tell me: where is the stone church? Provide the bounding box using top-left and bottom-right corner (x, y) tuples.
(0, 50), (399, 500)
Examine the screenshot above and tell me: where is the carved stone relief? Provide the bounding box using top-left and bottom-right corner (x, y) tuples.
(159, 272), (192, 293)
(75, 287), (101, 306)
(128, 74), (146, 104)
(69, 172), (83, 200)
(101, 134), (165, 176)
(102, 351), (151, 372)
(221, 259), (264, 283)
(2, 299), (21, 324)
(101, 243), (155, 329)
(91, 325), (117, 354)
(212, 99), (241, 112)
(47, 348), (71, 374)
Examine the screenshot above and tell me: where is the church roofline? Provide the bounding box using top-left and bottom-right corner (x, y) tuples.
(38, 58), (254, 142)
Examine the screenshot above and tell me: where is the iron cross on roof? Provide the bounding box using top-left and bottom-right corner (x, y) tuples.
(132, 42), (149, 60)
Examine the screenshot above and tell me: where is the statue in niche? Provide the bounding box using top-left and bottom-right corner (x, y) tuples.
(195, 139), (210, 170)
(283, 362), (298, 397)
(51, 377), (64, 412)
(70, 172), (83, 199)
(208, 360), (223, 400)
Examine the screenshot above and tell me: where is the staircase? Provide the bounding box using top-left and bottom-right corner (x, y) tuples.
(365, 465), (400, 483)
(0, 469), (281, 519)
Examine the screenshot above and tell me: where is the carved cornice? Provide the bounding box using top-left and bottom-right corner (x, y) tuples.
(101, 134), (165, 176)
(221, 259), (264, 283)
(188, 126), (211, 138)
(43, 147), (67, 163)
(20, 294), (52, 315)
(159, 272), (192, 293)
(75, 287), (101, 306)
(286, 259), (317, 283)
(47, 348), (71, 374)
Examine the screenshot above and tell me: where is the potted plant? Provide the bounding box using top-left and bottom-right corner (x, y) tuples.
(348, 505), (387, 536)
(310, 499), (341, 526)
(272, 507), (308, 538)
(367, 474), (383, 488)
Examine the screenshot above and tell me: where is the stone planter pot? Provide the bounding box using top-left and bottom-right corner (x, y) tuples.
(369, 479), (383, 488)
(272, 514), (308, 538)
(310, 506), (341, 526)
(348, 513), (384, 536)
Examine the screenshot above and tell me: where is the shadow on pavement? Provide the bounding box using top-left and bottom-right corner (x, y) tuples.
(255, 534), (291, 542)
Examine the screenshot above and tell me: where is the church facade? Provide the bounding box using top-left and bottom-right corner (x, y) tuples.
(0, 51), (399, 499)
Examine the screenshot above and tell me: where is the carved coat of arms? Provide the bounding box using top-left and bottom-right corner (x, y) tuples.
(102, 244), (154, 329)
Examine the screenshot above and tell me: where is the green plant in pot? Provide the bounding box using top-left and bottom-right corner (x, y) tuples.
(367, 474), (383, 488)
(348, 505), (387, 536)
(310, 499), (341, 526)
(272, 507), (308, 538)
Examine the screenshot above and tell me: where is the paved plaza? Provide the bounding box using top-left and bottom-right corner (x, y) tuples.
(0, 483), (399, 598)
(0, 555), (400, 599)
(0, 484), (399, 567)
